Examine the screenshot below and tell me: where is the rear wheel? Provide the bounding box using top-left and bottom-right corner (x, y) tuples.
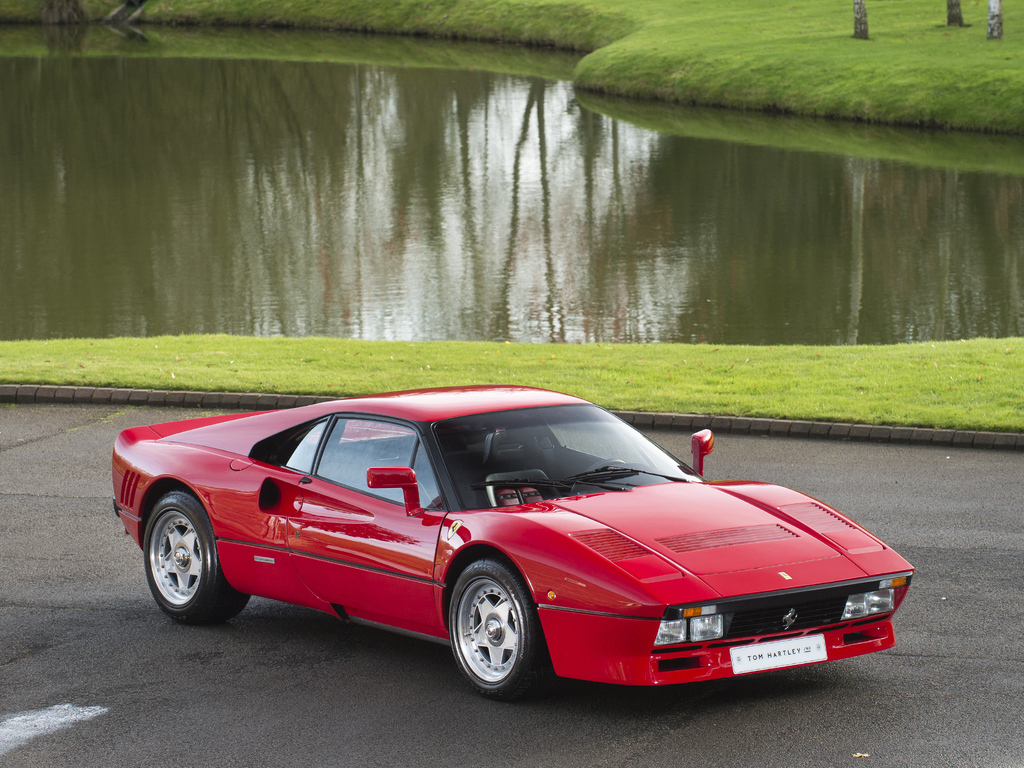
(449, 558), (546, 700)
(144, 490), (249, 624)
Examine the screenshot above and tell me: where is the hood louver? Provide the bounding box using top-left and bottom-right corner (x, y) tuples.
(656, 524), (796, 554)
(780, 502), (856, 532)
(570, 529), (650, 562)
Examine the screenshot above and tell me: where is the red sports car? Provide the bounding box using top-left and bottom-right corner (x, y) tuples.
(112, 386), (913, 699)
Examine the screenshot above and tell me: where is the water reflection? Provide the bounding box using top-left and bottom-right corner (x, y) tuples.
(1, 53), (1022, 344)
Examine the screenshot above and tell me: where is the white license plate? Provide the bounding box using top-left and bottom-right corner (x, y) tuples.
(730, 634), (828, 675)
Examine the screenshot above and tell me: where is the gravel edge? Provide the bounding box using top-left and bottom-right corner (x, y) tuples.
(3, 383), (1022, 451)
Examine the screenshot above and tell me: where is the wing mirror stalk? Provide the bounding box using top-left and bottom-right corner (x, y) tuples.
(691, 429), (715, 477)
(367, 467), (422, 515)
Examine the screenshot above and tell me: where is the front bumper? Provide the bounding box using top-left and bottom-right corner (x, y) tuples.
(538, 606), (897, 686)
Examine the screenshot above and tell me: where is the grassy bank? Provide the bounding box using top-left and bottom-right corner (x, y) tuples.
(2, 0), (1023, 133)
(2, 336), (1023, 432)
(0, 19), (583, 81)
(577, 93), (1024, 178)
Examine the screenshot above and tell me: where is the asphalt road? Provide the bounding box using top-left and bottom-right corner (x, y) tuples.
(1, 404), (1022, 767)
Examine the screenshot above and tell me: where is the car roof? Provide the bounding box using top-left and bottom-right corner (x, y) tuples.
(154, 386), (591, 455)
(324, 385), (589, 422)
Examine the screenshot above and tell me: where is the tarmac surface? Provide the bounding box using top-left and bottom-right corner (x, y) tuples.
(1, 403), (1023, 767)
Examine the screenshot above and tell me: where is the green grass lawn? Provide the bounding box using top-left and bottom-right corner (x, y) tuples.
(572, 0), (1024, 133)
(3, 336), (1023, 432)
(2, 0), (1022, 132)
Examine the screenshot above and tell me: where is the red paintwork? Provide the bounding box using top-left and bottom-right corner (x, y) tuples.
(113, 386), (914, 687)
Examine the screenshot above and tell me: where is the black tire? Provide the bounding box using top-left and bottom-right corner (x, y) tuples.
(449, 558), (547, 700)
(143, 490), (249, 624)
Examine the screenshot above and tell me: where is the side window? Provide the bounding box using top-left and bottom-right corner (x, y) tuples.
(284, 420), (327, 474)
(317, 419), (441, 507)
(250, 418), (328, 472)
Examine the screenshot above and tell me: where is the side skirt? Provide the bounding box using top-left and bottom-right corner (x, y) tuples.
(332, 605), (452, 647)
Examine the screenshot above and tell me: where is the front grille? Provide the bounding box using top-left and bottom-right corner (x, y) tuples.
(725, 595), (848, 639)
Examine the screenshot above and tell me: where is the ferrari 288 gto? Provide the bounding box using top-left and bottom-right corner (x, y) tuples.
(112, 386), (913, 699)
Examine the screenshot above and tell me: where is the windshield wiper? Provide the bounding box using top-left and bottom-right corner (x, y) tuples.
(560, 465), (689, 487)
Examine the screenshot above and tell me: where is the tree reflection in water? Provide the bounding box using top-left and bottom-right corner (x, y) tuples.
(1, 55), (1022, 344)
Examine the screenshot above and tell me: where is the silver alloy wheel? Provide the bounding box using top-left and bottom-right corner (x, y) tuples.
(148, 508), (203, 607)
(455, 576), (520, 683)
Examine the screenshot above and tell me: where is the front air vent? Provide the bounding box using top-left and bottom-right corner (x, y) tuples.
(658, 657), (702, 673)
(656, 524), (796, 553)
(780, 502), (856, 532)
(570, 529), (649, 562)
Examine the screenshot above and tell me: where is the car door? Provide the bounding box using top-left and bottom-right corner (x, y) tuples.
(286, 417), (449, 639)
(215, 419), (329, 609)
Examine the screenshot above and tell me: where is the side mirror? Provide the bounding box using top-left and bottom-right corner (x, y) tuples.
(690, 429), (715, 477)
(367, 467), (421, 515)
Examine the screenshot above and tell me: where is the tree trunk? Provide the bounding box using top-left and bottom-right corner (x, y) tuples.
(947, 0), (963, 26)
(41, 0), (87, 24)
(853, 0), (869, 40)
(988, 0), (1003, 39)
(42, 21), (86, 51)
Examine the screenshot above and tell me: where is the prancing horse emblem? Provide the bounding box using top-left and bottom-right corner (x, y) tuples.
(446, 520), (464, 542)
(782, 608), (798, 630)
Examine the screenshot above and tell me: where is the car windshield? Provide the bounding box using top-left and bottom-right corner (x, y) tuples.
(434, 404), (700, 510)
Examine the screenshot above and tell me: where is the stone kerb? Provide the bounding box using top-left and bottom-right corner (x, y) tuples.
(2, 383), (1022, 451)
(614, 408), (1023, 451)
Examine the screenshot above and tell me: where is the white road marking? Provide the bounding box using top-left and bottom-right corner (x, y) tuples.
(0, 704), (107, 757)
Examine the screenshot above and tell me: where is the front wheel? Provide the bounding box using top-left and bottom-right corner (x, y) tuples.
(144, 490), (249, 624)
(449, 559), (546, 699)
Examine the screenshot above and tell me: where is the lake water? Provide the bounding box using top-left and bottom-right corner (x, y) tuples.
(2, 30), (1022, 344)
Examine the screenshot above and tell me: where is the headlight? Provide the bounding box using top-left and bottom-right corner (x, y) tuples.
(842, 588), (894, 620)
(655, 605), (725, 646)
(689, 614), (725, 642)
(655, 619), (687, 646)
